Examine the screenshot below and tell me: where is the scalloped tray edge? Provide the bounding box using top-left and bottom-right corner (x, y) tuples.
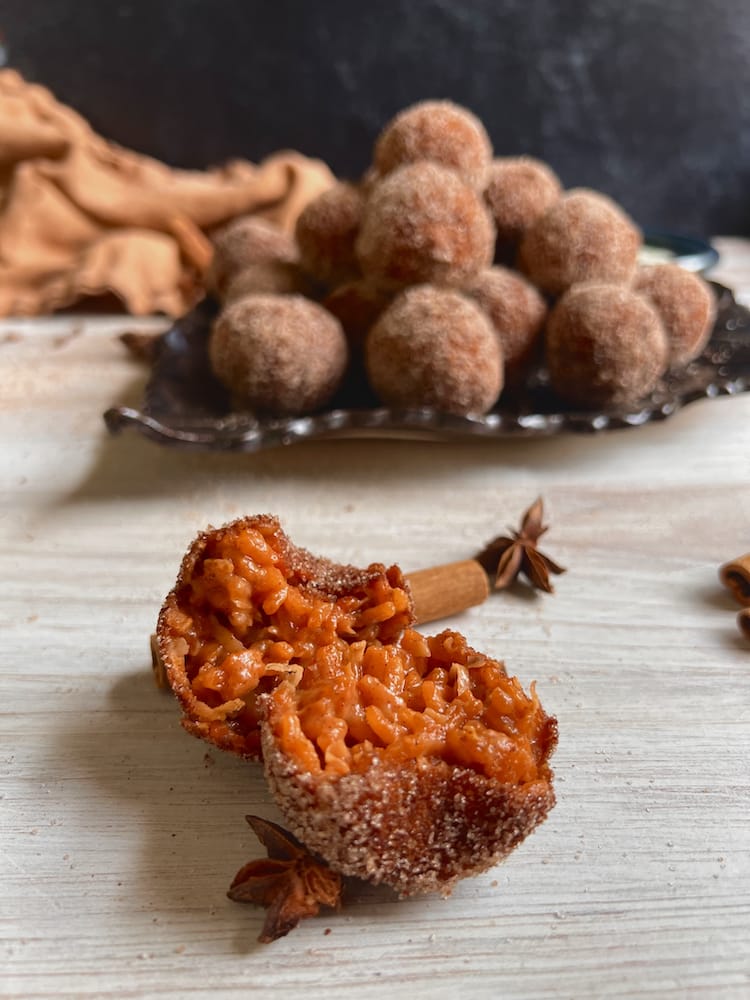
(104, 282), (750, 453)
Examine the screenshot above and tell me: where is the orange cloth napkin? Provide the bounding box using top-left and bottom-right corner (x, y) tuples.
(0, 69), (336, 316)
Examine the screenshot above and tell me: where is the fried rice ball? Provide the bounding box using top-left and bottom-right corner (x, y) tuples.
(223, 261), (317, 304)
(365, 285), (503, 416)
(157, 514), (557, 896)
(356, 162), (496, 287)
(483, 156), (562, 245)
(518, 189), (641, 296)
(207, 217), (298, 296)
(463, 267), (547, 386)
(546, 283), (669, 408)
(373, 100), (493, 189)
(209, 294), (348, 416)
(295, 182), (364, 286)
(323, 279), (395, 350)
(633, 263), (716, 368)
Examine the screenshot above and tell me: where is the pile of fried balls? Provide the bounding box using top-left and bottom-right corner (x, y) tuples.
(207, 100), (717, 418)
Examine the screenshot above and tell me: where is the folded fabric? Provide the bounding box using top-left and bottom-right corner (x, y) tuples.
(0, 69), (336, 316)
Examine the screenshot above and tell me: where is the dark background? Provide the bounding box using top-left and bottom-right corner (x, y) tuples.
(3, 0), (749, 235)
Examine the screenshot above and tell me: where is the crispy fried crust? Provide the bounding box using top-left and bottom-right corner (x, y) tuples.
(261, 700), (557, 896)
(157, 514), (399, 757)
(157, 514), (557, 895)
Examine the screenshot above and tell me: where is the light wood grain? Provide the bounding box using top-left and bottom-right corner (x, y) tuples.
(1, 247), (749, 999)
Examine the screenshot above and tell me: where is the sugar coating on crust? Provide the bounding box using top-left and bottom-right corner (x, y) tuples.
(634, 263), (716, 368)
(208, 217), (298, 296)
(261, 724), (556, 897)
(518, 188), (641, 296)
(157, 514), (557, 893)
(484, 156), (562, 244)
(374, 100), (493, 189)
(356, 162), (496, 287)
(209, 294), (347, 416)
(156, 514), (399, 758)
(366, 285), (503, 415)
(463, 266), (547, 385)
(546, 282), (669, 408)
(222, 261), (316, 304)
(166, 513), (385, 609)
(295, 182), (364, 286)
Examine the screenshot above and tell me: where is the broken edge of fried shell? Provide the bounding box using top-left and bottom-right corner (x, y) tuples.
(155, 514), (415, 758)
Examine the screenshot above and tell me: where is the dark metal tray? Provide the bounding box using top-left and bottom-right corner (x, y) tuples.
(104, 282), (750, 452)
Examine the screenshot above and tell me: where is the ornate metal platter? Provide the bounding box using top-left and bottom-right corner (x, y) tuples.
(104, 282), (749, 452)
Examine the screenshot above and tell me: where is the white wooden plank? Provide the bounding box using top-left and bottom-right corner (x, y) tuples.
(1, 248), (748, 999)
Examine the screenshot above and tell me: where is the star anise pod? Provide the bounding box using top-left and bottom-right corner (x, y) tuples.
(119, 330), (162, 363)
(228, 815), (342, 943)
(477, 497), (566, 593)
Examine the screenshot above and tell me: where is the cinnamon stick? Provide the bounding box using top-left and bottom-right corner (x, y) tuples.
(719, 554), (750, 607)
(406, 559), (490, 625)
(738, 608), (750, 642)
(119, 330), (161, 362)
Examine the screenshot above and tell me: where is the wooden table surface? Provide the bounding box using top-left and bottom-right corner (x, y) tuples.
(2, 238), (749, 999)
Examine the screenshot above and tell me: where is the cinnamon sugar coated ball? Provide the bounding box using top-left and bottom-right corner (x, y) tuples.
(323, 279), (394, 349)
(519, 189), (641, 296)
(365, 286), (503, 416)
(209, 295), (348, 416)
(374, 100), (493, 189)
(484, 156), (562, 244)
(359, 165), (382, 196)
(295, 182), (364, 286)
(634, 264), (716, 368)
(356, 162), (495, 287)
(464, 267), (547, 385)
(223, 261), (315, 304)
(546, 283), (668, 408)
(207, 217), (298, 296)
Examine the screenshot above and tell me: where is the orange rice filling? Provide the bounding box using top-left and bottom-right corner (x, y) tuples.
(163, 521), (555, 782)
